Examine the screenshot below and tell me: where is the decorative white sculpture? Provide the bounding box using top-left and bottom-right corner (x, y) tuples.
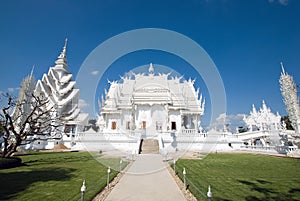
(243, 101), (281, 132)
(279, 62), (300, 133)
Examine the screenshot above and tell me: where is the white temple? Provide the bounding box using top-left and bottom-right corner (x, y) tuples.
(279, 63), (300, 133)
(99, 63), (205, 136)
(243, 100), (281, 132)
(34, 39), (88, 147)
(13, 41), (298, 155)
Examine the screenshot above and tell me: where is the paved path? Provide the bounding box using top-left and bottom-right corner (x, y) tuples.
(105, 154), (186, 201)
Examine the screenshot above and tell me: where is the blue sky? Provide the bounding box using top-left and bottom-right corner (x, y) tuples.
(0, 0), (299, 127)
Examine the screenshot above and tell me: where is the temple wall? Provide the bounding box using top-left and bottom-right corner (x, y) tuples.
(151, 105), (167, 131)
(106, 113), (122, 130)
(121, 111), (133, 130)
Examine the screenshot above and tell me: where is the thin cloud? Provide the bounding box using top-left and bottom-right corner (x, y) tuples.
(210, 113), (246, 132)
(279, 0), (288, 5)
(268, 0), (288, 6)
(91, 70), (99, 76)
(7, 87), (20, 93)
(78, 99), (89, 108)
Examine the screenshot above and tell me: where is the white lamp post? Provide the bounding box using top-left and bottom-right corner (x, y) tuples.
(132, 149), (135, 160)
(173, 159), (176, 174)
(183, 167), (186, 190)
(120, 159), (123, 173)
(80, 180), (86, 201)
(107, 167), (111, 189)
(207, 185), (212, 201)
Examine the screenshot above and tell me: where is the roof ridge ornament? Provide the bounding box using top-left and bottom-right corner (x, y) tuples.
(149, 63), (154, 74)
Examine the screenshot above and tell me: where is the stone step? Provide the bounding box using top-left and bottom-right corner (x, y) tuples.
(141, 139), (159, 154)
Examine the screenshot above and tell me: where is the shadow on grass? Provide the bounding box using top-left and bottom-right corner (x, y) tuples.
(213, 199), (232, 201)
(24, 155), (92, 166)
(238, 179), (300, 201)
(0, 167), (74, 200)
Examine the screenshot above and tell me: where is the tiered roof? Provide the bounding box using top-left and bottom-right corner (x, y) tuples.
(35, 39), (87, 124)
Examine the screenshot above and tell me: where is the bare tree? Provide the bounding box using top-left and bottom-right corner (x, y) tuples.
(0, 93), (62, 158)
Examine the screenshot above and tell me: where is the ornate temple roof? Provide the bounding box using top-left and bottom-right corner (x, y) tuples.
(100, 63), (205, 115)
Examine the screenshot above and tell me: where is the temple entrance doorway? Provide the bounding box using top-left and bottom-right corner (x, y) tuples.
(142, 121), (147, 129)
(171, 121), (176, 130)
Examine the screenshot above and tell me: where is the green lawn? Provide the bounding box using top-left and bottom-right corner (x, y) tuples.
(174, 153), (300, 201)
(0, 151), (125, 201)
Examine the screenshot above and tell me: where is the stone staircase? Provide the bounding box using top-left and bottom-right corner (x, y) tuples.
(140, 139), (159, 154)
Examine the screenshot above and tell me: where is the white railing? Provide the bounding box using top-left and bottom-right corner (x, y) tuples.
(234, 130), (270, 140)
(240, 145), (298, 154)
(181, 129), (197, 134)
(76, 129), (225, 142)
(76, 131), (141, 142)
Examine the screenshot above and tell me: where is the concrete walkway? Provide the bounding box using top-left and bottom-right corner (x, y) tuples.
(105, 154), (186, 201)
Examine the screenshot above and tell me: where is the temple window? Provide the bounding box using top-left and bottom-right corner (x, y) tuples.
(142, 121), (146, 129)
(111, 121), (117, 130)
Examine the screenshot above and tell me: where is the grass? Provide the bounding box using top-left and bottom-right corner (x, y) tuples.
(174, 153), (300, 201)
(0, 151), (126, 201)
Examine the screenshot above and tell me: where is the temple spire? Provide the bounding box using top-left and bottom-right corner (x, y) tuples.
(54, 38), (68, 68)
(64, 38), (68, 49)
(281, 62), (286, 75)
(63, 38), (68, 56)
